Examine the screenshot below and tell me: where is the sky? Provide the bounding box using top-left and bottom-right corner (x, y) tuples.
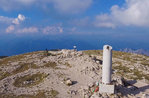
(0, 0), (149, 55)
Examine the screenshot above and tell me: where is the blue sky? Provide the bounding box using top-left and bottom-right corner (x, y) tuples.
(0, 0), (149, 55)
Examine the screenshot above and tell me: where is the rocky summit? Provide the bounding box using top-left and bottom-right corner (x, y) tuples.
(0, 49), (149, 98)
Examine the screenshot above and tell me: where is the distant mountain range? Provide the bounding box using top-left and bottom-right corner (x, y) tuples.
(120, 48), (149, 56)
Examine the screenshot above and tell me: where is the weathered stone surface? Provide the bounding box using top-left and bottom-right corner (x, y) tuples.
(99, 84), (115, 94)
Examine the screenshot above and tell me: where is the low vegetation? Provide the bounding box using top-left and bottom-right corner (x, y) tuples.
(49, 89), (59, 98)
(141, 61), (149, 67)
(0, 90), (59, 98)
(43, 61), (57, 69)
(0, 71), (11, 80)
(0, 50), (149, 97)
(13, 73), (48, 87)
(83, 50), (102, 56)
(113, 64), (149, 81)
(64, 62), (72, 68)
(0, 55), (25, 66)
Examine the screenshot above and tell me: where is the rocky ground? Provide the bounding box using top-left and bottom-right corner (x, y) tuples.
(0, 49), (149, 98)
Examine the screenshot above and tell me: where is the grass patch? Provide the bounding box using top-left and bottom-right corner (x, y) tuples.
(58, 61), (71, 68)
(141, 61), (149, 67)
(49, 89), (59, 98)
(64, 62), (71, 68)
(22, 51), (43, 56)
(131, 69), (149, 81)
(131, 69), (143, 80)
(0, 90), (58, 98)
(13, 73), (48, 87)
(0, 55), (25, 66)
(113, 65), (131, 74)
(113, 64), (149, 81)
(123, 55), (131, 61)
(0, 63), (39, 80)
(83, 50), (102, 56)
(113, 61), (122, 65)
(12, 63), (39, 74)
(43, 62), (57, 69)
(0, 51), (43, 66)
(113, 51), (132, 59)
(144, 74), (149, 81)
(0, 72), (11, 80)
(12, 63), (30, 74)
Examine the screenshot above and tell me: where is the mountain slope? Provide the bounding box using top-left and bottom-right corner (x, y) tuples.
(0, 50), (149, 98)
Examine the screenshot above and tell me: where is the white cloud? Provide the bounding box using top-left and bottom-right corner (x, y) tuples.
(0, 14), (25, 25)
(42, 26), (63, 34)
(5, 14), (26, 33)
(6, 26), (38, 34)
(12, 14), (25, 25)
(0, 0), (92, 13)
(95, 0), (149, 28)
(0, 16), (13, 24)
(17, 27), (38, 33)
(6, 25), (15, 33)
(6, 25), (63, 34)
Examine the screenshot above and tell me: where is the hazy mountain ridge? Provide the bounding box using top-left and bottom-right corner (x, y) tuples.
(0, 50), (149, 98)
(120, 48), (149, 56)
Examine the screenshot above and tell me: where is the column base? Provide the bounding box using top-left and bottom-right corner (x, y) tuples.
(99, 83), (115, 94)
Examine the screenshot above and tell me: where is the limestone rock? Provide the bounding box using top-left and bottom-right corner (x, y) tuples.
(142, 93), (149, 98)
(65, 79), (72, 86)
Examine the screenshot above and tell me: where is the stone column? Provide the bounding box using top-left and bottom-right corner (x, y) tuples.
(102, 45), (112, 84)
(99, 45), (114, 94)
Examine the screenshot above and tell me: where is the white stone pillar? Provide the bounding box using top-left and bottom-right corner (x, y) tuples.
(102, 45), (112, 84)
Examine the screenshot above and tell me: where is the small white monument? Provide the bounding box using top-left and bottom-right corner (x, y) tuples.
(73, 45), (77, 51)
(99, 45), (115, 94)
